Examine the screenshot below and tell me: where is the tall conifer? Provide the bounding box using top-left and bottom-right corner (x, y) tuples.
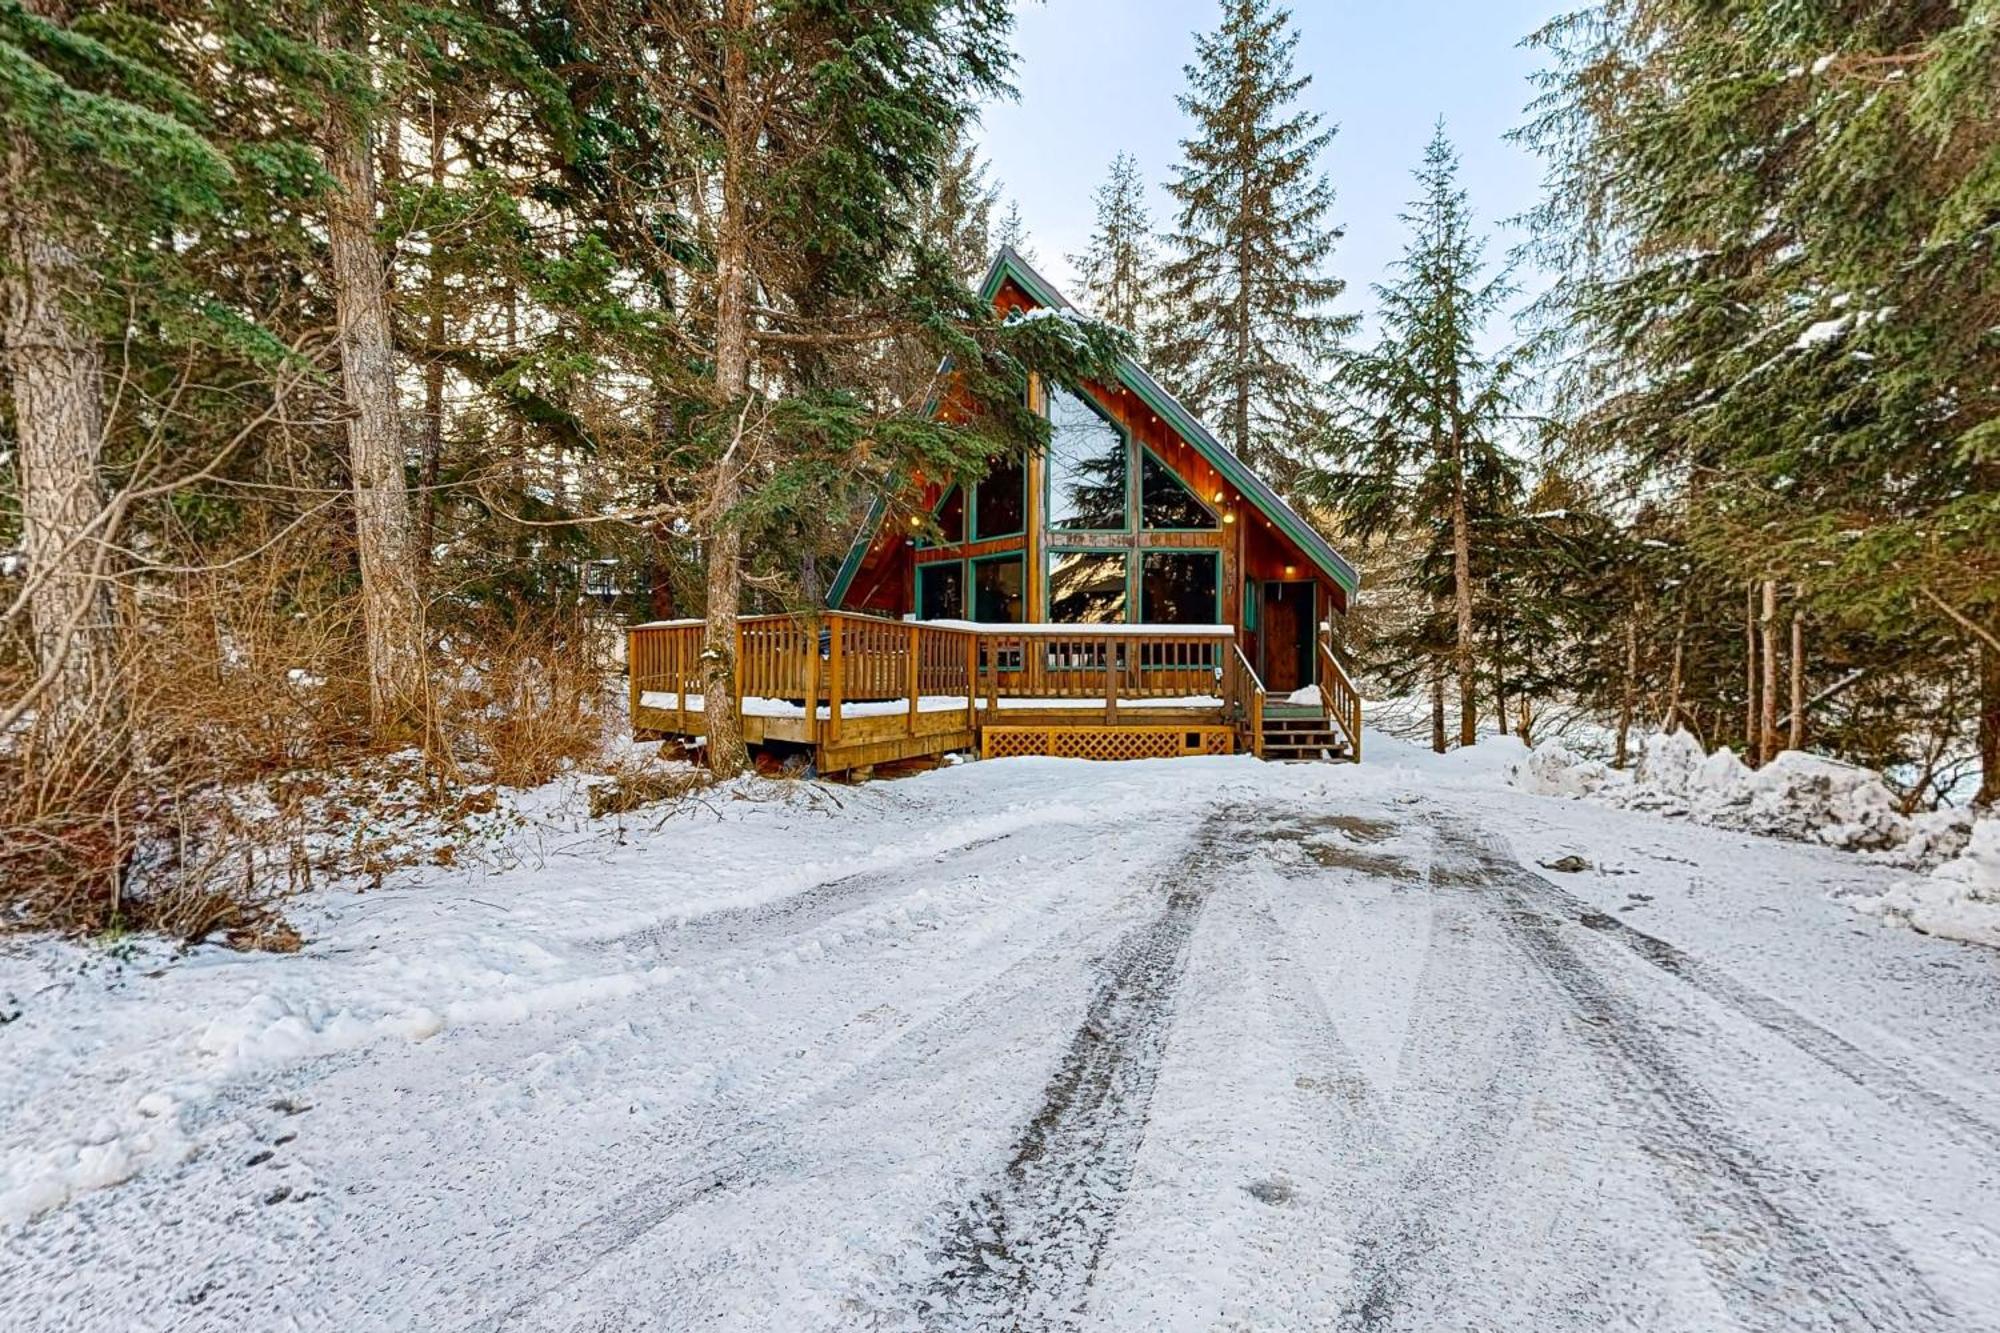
(1069, 151), (1158, 344)
(1314, 125), (1521, 750)
(1157, 0), (1352, 485)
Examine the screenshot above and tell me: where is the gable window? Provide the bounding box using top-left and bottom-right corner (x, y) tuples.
(973, 553), (1024, 623)
(1048, 550), (1128, 624)
(1140, 450), (1217, 530)
(1046, 384), (1129, 531)
(973, 455), (1025, 539)
(916, 560), (965, 621)
(932, 485), (964, 545)
(1141, 551), (1220, 625)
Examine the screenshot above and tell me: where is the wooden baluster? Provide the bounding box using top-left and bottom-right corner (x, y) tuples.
(1104, 636), (1118, 724)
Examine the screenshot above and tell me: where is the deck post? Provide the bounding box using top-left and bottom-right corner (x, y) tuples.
(1104, 639), (1118, 724)
(907, 623), (920, 737)
(828, 617), (844, 748)
(804, 619), (820, 745)
(627, 630), (640, 733)
(675, 632), (687, 735)
(964, 632), (978, 732)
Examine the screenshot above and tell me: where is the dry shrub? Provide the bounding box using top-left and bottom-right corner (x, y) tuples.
(3, 543), (630, 946)
(587, 761), (713, 818)
(436, 608), (609, 788)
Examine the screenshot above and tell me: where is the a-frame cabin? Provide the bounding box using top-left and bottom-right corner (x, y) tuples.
(627, 249), (1362, 774)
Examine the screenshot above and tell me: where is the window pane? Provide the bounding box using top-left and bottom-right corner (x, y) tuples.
(1048, 551), (1128, 624)
(1142, 552), (1220, 625)
(916, 561), (965, 621)
(1046, 384), (1128, 530)
(974, 455), (1025, 538)
(935, 485), (964, 545)
(1140, 451), (1216, 529)
(973, 556), (1024, 623)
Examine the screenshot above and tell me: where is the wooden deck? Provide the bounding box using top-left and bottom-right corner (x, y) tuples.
(629, 612), (1360, 775)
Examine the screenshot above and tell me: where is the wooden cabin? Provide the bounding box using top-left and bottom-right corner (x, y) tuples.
(629, 248), (1362, 775)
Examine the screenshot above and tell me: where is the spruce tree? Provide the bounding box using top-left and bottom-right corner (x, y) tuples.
(1157, 0), (1352, 485)
(1522, 0), (2000, 799)
(994, 197), (1035, 262)
(1069, 151), (1158, 344)
(1312, 125), (1521, 750)
(912, 127), (1000, 286)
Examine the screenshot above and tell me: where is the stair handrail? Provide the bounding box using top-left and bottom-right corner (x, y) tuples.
(1228, 642), (1267, 759)
(1316, 630), (1363, 762)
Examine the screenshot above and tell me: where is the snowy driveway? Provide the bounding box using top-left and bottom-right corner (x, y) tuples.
(7, 745), (2000, 1330)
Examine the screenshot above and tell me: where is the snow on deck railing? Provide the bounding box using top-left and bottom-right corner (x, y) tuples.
(919, 619), (1236, 638)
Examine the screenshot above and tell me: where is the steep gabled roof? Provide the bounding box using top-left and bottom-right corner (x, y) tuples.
(827, 246), (1359, 607)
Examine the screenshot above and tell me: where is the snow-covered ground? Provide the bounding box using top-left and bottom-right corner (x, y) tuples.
(5, 731), (2000, 1330)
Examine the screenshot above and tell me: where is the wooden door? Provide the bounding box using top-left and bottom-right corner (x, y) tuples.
(1262, 582), (1313, 693)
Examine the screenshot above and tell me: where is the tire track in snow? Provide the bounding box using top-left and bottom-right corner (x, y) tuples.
(1331, 826), (1558, 1331)
(1513, 858), (2000, 1156)
(1429, 816), (1957, 1333)
(921, 816), (1229, 1332)
(465, 812), (1198, 1333)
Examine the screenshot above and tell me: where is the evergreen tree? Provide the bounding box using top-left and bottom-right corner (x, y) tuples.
(1521, 0), (2000, 799)
(1069, 151), (1158, 343)
(1157, 0), (1352, 485)
(1312, 125), (1522, 751)
(911, 127), (999, 286)
(993, 196), (1034, 262)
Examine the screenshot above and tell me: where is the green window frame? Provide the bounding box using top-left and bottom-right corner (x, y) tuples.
(971, 455), (1027, 542)
(1043, 381), (1133, 535)
(915, 559), (966, 621)
(1139, 446), (1219, 531)
(1140, 550), (1222, 626)
(971, 551), (1026, 624)
(1045, 548), (1132, 625)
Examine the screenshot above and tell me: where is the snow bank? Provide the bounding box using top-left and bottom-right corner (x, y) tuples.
(1854, 820), (2000, 949)
(1509, 741), (1611, 800)
(1511, 730), (1974, 865)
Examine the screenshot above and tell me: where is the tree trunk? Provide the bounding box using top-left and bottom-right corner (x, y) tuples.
(2, 105), (123, 742)
(1788, 606), (1804, 752)
(1615, 612), (1638, 768)
(1759, 578), (1780, 762)
(1978, 638), (1999, 809)
(1664, 604), (1687, 734)
(698, 0), (756, 779)
(322, 5), (425, 731)
(1451, 434), (1476, 748)
(1744, 583), (1758, 763)
(417, 111), (447, 574)
(1494, 657), (1508, 737)
(1429, 668), (1446, 755)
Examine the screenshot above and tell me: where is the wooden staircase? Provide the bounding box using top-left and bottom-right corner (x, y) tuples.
(1259, 706), (1350, 762)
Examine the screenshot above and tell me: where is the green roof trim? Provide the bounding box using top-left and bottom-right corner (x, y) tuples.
(830, 246), (1360, 608)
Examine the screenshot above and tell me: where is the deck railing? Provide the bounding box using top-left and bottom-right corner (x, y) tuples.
(629, 611), (1252, 747)
(1316, 632), (1364, 762)
(1226, 642), (1267, 759)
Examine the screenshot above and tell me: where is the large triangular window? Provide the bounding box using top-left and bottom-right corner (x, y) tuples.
(1140, 449), (1217, 530)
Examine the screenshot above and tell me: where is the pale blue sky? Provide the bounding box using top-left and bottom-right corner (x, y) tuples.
(979, 0), (1561, 337)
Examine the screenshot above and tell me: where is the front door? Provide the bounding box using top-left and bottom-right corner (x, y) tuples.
(1261, 581), (1315, 693)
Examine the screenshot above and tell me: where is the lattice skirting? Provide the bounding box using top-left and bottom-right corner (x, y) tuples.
(980, 725), (1236, 762)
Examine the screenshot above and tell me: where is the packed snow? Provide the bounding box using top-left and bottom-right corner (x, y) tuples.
(5, 729), (2000, 1330)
